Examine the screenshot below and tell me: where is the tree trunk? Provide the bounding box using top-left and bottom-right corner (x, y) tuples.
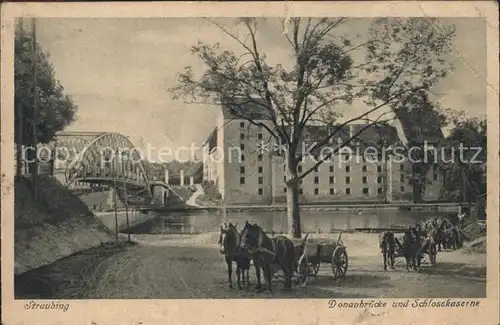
(286, 181), (301, 238)
(383, 156), (390, 203)
(286, 155), (301, 238)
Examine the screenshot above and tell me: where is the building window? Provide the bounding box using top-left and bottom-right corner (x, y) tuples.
(400, 186), (405, 192)
(362, 165), (367, 173)
(330, 188), (335, 195)
(377, 176), (383, 184)
(258, 133), (263, 140)
(400, 173), (404, 183)
(363, 188), (369, 195)
(329, 165), (334, 173)
(314, 176), (319, 184)
(433, 172), (438, 181)
(283, 176), (286, 182)
(329, 176), (335, 184)
(258, 188), (263, 195)
(240, 144), (245, 151)
(345, 176), (351, 184)
(298, 165), (302, 173)
(258, 154), (263, 161)
(240, 121), (245, 128)
(314, 188), (319, 195)
(400, 164), (404, 171)
(284, 187), (287, 193)
(299, 179), (303, 184)
(240, 133), (245, 140)
(240, 166), (245, 174)
(258, 177), (263, 185)
(258, 166), (263, 173)
(377, 166), (382, 173)
(241, 154), (245, 161)
(345, 165), (351, 173)
(346, 188), (351, 195)
(377, 188), (383, 194)
(240, 177), (245, 185)
(362, 176), (367, 184)
(299, 188), (303, 195)
(314, 166), (319, 172)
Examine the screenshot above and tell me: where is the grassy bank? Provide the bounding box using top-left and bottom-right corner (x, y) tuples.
(15, 176), (114, 275)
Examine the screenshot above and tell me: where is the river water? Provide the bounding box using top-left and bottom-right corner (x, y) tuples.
(127, 209), (454, 235)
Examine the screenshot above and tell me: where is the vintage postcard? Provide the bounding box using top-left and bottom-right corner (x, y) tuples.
(1, 1), (499, 324)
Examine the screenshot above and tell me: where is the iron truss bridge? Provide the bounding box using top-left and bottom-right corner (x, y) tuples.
(52, 131), (183, 206)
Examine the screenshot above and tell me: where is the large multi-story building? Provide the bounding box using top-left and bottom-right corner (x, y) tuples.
(202, 99), (445, 205)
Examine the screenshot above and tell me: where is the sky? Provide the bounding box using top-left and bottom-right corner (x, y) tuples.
(34, 17), (487, 161)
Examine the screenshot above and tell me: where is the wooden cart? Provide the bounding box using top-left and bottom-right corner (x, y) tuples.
(293, 232), (348, 285)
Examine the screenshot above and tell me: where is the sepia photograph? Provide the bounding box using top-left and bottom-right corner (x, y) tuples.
(1, 2), (498, 325)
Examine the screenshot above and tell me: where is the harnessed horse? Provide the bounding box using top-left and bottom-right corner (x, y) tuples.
(240, 221), (296, 293)
(218, 222), (251, 289)
(379, 231), (396, 271)
(401, 226), (422, 271)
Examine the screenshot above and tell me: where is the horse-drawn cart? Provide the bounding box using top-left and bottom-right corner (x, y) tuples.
(292, 232), (348, 285)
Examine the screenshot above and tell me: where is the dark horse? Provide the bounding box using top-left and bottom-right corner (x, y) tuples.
(379, 231), (396, 271)
(218, 222), (251, 289)
(240, 221), (296, 293)
(400, 226), (422, 271)
(419, 230), (438, 265)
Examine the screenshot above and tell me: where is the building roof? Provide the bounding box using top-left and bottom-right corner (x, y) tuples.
(394, 107), (444, 144)
(221, 97), (275, 121)
(296, 123), (400, 156)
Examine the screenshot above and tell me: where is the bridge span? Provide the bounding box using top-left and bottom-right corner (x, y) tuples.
(52, 131), (186, 208)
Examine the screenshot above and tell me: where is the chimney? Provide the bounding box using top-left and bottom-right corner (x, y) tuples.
(180, 169), (185, 186)
(164, 169), (169, 184)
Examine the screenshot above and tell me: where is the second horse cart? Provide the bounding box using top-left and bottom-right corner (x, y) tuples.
(291, 232), (349, 285)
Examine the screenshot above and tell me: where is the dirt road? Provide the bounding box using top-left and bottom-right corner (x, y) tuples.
(15, 233), (486, 299)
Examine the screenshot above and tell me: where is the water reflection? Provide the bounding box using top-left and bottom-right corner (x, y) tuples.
(127, 209), (452, 235)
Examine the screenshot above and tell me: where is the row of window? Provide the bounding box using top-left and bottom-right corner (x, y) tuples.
(240, 133), (263, 140)
(239, 175), (385, 185)
(239, 170), (436, 185)
(293, 164), (399, 173)
(253, 186), (407, 196)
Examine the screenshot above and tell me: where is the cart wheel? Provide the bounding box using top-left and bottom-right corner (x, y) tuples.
(331, 247), (348, 278)
(308, 262), (320, 276)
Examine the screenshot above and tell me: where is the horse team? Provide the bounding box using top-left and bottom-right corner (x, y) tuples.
(218, 221), (306, 293)
(379, 214), (466, 272)
(219, 214), (466, 293)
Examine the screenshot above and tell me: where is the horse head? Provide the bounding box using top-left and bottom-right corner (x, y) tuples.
(240, 222), (262, 254)
(219, 222), (240, 255)
(218, 223), (228, 254)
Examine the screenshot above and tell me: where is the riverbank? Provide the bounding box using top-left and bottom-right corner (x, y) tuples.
(15, 230), (486, 299)
(149, 201), (467, 213)
(94, 210), (159, 232)
(14, 176), (115, 275)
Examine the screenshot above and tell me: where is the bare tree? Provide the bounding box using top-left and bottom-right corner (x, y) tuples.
(170, 17), (456, 238)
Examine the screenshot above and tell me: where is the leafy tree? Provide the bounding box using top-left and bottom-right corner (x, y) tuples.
(170, 17), (456, 238)
(438, 116), (486, 214)
(15, 21), (77, 175)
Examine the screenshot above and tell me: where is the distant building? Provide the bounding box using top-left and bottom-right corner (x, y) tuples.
(199, 99), (444, 205)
